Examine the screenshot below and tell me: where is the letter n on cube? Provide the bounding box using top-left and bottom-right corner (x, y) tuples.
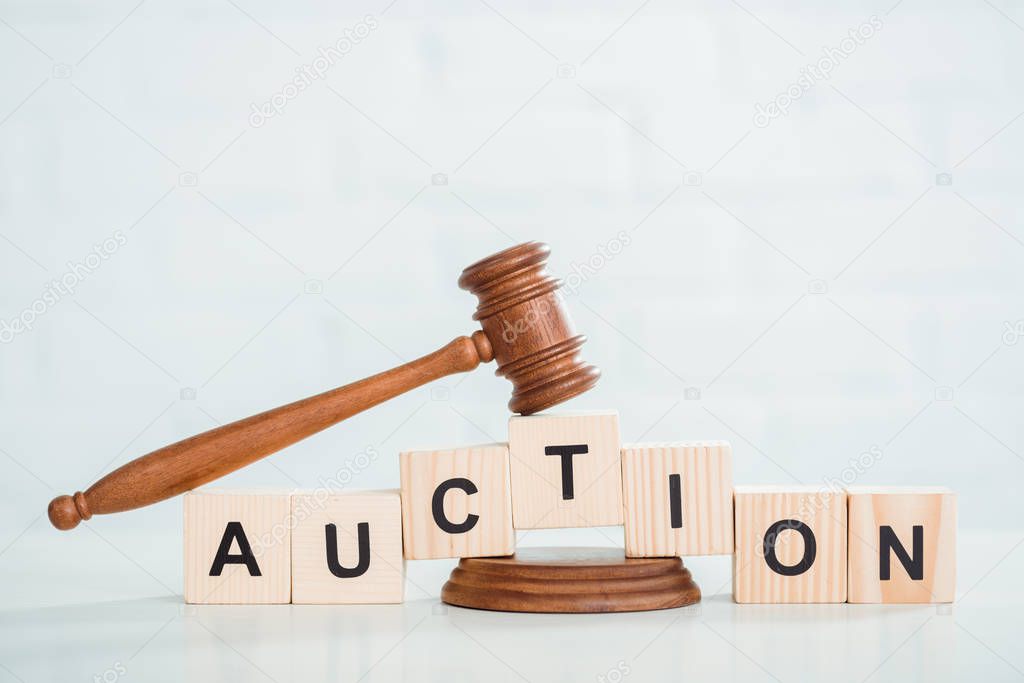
(847, 487), (955, 603)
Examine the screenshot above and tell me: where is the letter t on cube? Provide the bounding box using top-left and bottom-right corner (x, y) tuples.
(508, 410), (622, 529)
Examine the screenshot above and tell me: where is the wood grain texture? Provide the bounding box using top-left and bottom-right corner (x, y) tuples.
(50, 242), (601, 531)
(621, 441), (733, 557)
(441, 546), (700, 613)
(847, 486), (956, 603)
(400, 444), (514, 559)
(459, 242), (599, 415)
(184, 489), (291, 604)
(507, 411), (622, 529)
(291, 490), (404, 604)
(733, 486), (847, 603)
(49, 332), (493, 531)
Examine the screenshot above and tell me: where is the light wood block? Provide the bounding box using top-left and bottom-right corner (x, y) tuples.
(621, 441), (733, 557)
(184, 489), (291, 604)
(291, 489), (404, 604)
(847, 486), (956, 603)
(400, 443), (514, 559)
(508, 410), (623, 529)
(733, 486), (847, 603)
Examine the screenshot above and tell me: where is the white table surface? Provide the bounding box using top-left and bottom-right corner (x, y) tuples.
(1, 525), (1020, 682)
(2, 1), (1022, 681)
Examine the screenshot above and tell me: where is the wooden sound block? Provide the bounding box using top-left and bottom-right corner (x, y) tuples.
(621, 441), (733, 557)
(184, 489), (292, 604)
(441, 546), (700, 613)
(400, 443), (514, 559)
(291, 490), (404, 604)
(847, 486), (956, 603)
(733, 486), (847, 603)
(507, 411), (623, 529)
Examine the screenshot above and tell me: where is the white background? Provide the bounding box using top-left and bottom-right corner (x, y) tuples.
(1, 0), (1022, 680)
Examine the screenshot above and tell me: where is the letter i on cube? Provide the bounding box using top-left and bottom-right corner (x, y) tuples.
(621, 441), (733, 557)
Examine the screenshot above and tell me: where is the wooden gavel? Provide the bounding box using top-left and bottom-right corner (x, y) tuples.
(48, 242), (599, 530)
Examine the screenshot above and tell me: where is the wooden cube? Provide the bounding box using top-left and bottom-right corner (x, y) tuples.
(733, 486), (847, 603)
(184, 489), (291, 604)
(621, 441), (733, 557)
(508, 410), (623, 529)
(847, 486), (956, 603)
(399, 443), (514, 559)
(291, 490), (404, 604)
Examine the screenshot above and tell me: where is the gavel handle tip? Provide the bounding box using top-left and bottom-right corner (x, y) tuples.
(45, 332), (494, 531)
(48, 493), (87, 530)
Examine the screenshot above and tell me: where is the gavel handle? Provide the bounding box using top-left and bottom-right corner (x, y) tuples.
(48, 331), (494, 530)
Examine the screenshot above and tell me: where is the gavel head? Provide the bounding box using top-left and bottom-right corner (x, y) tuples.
(459, 241), (600, 415)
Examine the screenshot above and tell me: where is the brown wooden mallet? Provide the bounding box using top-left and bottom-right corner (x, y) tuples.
(48, 241), (599, 531)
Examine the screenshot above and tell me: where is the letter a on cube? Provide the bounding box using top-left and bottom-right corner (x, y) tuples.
(291, 490), (404, 604)
(508, 410), (622, 529)
(847, 486), (955, 603)
(400, 443), (514, 559)
(733, 486), (847, 603)
(184, 489), (292, 604)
